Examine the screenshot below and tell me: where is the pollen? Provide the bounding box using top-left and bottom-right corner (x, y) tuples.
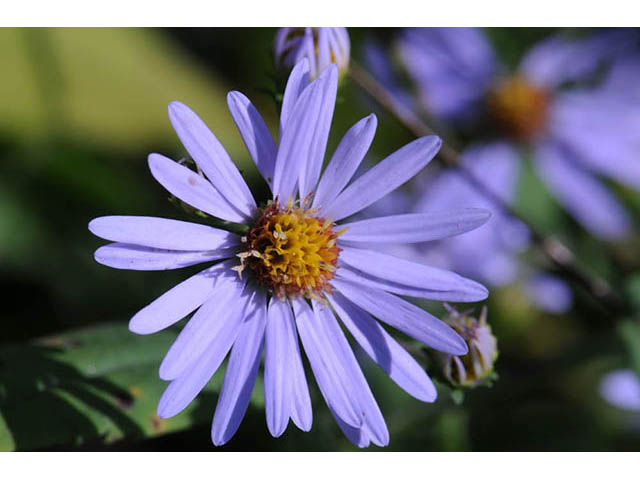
(237, 201), (342, 298)
(487, 75), (550, 140)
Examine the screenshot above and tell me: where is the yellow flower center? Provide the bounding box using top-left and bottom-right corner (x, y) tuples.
(236, 201), (343, 299)
(487, 75), (550, 140)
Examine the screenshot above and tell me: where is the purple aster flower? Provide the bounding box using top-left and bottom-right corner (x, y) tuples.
(274, 27), (350, 80)
(600, 369), (640, 412)
(398, 28), (639, 240)
(89, 59), (491, 448)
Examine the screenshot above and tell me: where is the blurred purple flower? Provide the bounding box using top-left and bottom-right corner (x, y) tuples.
(365, 142), (573, 314)
(600, 369), (640, 412)
(274, 27), (350, 80)
(89, 60), (491, 448)
(523, 273), (573, 314)
(398, 28), (639, 240)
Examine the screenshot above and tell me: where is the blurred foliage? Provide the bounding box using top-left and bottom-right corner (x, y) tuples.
(0, 27), (639, 451)
(0, 322), (264, 450)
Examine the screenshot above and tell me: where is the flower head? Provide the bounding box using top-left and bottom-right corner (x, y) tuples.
(89, 59), (490, 448)
(274, 27), (350, 80)
(433, 304), (498, 388)
(397, 28), (639, 240)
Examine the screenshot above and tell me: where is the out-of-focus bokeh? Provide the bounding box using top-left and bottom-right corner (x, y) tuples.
(1, 27), (639, 451)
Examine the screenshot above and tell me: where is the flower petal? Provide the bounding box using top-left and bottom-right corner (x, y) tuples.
(323, 135), (441, 221)
(328, 292), (437, 402)
(168, 101), (256, 216)
(211, 289), (267, 446)
(156, 293), (249, 418)
(550, 92), (640, 190)
(148, 153), (247, 223)
(332, 409), (370, 448)
(312, 300), (388, 447)
(534, 142), (630, 240)
(94, 243), (234, 271)
(519, 31), (630, 89)
(336, 265), (485, 302)
(89, 216), (239, 251)
(600, 369), (640, 412)
(298, 64), (339, 200)
(339, 246), (488, 300)
(333, 278), (468, 355)
(159, 275), (248, 380)
(397, 28), (496, 120)
(289, 342), (313, 432)
(264, 297), (312, 437)
(264, 298), (292, 437)
(272, 70), (326, 202)
(292, 297), (363, 428)
(313, 114), (378, 211)
(524, 273), (573, 314)
(227, 91), (278, 188)
(339, 209), (491, 244)
(279, 58), (310, 141)
(128, 260), (233, 335)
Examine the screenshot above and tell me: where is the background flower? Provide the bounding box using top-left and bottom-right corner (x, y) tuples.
(397, 27), (639, 240)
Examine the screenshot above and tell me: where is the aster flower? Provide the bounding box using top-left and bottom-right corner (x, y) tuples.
(89, 59), (491, 447)
(600, 369), (640, 412)
(274, 27), (350, 80)
(397, 28), (639, 240)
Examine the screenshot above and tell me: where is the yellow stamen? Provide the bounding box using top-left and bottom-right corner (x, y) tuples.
(240, 201), (341, 298)
(487, 75), (550, 140)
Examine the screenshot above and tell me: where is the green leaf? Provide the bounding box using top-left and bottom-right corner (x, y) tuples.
(0, 322), (264, 451)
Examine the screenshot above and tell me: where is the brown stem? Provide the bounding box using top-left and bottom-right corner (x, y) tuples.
(350, 60), (626, 316)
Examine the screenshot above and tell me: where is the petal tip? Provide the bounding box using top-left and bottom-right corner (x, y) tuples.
(168, 100), (186, 113)
(128, 316), (153, 336)
(226, 90), (244, 106)
(87, 218), (101, 236)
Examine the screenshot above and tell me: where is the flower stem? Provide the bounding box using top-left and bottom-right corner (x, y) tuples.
(349, 60), (627, 317)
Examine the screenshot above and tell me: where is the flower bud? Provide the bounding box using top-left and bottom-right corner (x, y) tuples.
(435, 304), (498, 388)
(274, 27), (350, 81)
